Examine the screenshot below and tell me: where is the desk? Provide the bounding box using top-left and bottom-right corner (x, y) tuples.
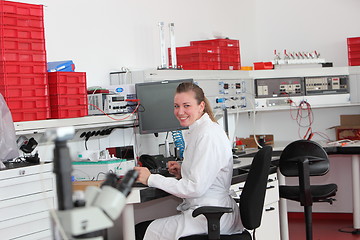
(325, 143), (360, 233)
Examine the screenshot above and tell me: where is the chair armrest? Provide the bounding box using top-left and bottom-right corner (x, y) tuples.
(192, 206), (233, 240)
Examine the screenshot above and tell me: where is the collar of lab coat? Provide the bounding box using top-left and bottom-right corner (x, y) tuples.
(188, 113), (209, 133)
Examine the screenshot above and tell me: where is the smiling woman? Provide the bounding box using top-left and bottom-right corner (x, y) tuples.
(134, 82), (242, 240)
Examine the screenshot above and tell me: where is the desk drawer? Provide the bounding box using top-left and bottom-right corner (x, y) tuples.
(0, 211), (51, 239)
(264, 179), (279, 205)
(0, 191), (55, 222)
(14, 229), (52, 240)
(0, 172), (54, 201)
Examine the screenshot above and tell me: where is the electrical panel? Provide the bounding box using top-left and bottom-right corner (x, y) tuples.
(255, 77), (304, 98)
(304, 75), (349, 95)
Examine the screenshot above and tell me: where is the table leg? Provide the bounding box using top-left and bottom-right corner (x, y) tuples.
(277, 169), (289, 240)
(352, 155), (360, 232)
(122, 204), (136, 240)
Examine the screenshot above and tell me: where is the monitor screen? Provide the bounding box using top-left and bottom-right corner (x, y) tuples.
(135, 79), (193, 134)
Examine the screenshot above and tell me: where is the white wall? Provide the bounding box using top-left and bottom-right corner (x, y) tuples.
(14, 0), (360, 87)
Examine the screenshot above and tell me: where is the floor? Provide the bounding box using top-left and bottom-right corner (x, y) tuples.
(288, 213), (360, 240)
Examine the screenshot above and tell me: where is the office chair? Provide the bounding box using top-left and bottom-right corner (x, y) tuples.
(279, 140), (338, 240)
(179, 146), (273, 240)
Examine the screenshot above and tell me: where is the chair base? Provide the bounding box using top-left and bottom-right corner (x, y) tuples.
(179, 230), (251, 240)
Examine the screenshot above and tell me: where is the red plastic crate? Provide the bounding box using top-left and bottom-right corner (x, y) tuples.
(349, 52), (360, 59)
(0, 73), (47, 85)
(349, 58), (360, 66)
(347, 37), (360, 45)
(0, 61), (47, 74)
(48, 83), (87, 95)
(0, 84), (48, 98)
(11, 107), (50, 122)
(2, 1), (43, 17)
(218, 47), (240, 56)
(190, 39), (240, 48)
(253, 62), (274, 70)
(1, 50), (46, 62)
(48, 72), (86, 84)
(219, 54), (241, 63)
(174, 46), (220, 55)
(50, 105), (88, 119)
(50, 94), (88, 106)
(2, 14), (44, 28)
(2, 25), (45, 39)
(180, 62), (221, 70)
(176, 53), (221, 63)
(0, 38), (46, 51)
(220, 63), (241, 70)
(5, 96), (49, 109)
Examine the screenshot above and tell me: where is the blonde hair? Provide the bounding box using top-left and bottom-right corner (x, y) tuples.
(176, 82), (217, 123)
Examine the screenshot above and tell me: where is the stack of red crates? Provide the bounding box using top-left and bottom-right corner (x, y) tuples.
(48, 72), (88, 119)
(190, 39), (241, 70)
(0, 0), (49, 122)
(169, 39), (241, 70)
(347, 37), (360, 66)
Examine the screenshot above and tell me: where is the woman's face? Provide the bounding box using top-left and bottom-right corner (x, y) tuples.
(174, 91), (205, 127)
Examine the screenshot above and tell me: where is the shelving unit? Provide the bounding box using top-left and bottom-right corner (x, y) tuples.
(14, 114), (136, 135)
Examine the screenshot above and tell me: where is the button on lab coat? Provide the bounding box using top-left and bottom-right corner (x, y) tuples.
(145, 113), (242, 240)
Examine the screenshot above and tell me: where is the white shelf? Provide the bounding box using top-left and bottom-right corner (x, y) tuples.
(14, 114), (136, 135)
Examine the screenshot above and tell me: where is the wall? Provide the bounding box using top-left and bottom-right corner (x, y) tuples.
(13, 0), (360, 87)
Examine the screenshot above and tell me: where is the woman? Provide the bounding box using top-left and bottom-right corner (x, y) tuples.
(134, 82), (242, 240)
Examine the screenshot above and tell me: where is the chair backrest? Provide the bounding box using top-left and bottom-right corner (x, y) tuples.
(240, 146), (273, 230)
(279, 140), (329, 177)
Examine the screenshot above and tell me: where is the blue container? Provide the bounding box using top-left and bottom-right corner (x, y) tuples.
(47, 60), (75, 72)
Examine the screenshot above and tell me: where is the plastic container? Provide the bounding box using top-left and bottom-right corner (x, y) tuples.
(47, 72), (86, 84)
(0, 84), (48, 98)
(2, 25), (45, 40)
(220, 63), (241, 70)
(11, 107), (49, 122)
(48, 83), (87, 95)
(349, 58), (360, 66)
(50, 94), (88, 106)
(0, 61), (47, 74)
(176, 53), (221, 63)
(47, 60), (75, 72)
(180, 62), (221, 70)
(2, 50), (46, 62)
(5, 96), (49, 109)
(0, 38), (46, 51)
(50, 105), (88, 119)
(190, 39), (240, 48)
(174, 46), (220, 55)
(1, 1), (43, 17)
(253, 62), (274, 70)
(0, 73), (47, 85)
(347, 37), (360, 45)
(2, 14), (44, 28)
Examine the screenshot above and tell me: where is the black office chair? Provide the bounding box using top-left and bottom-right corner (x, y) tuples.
(279, 140), (338, 240)
(179, 146), (273, 240)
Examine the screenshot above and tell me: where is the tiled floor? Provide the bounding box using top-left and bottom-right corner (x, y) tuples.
(288, 213), (360, 240)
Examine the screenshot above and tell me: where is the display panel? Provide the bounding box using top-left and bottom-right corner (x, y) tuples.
(135, 79), (193, 134)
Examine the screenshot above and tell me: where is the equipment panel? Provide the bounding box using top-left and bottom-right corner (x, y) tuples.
(304, 75), (349, 95)
(255, 77), (304, 98)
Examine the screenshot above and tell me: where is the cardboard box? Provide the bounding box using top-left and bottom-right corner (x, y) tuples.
(333, 114), (360, 140)
(236, 134), (274, 149)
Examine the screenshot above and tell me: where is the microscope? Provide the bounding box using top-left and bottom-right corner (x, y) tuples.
(49, 127), (138, 239)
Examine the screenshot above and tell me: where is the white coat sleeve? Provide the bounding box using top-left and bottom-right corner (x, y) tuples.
(147, 132), (224, 198)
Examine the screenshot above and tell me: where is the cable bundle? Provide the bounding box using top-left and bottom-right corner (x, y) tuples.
(171, 130), (185, 159)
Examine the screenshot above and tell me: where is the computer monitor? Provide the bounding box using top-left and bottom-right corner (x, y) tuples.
(135, 79), (193, 135)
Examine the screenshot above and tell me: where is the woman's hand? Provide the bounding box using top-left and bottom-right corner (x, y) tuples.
(133, 167), (151, 185)
(168, 161), (182, 179)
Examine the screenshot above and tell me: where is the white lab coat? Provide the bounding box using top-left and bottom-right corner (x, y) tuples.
(144, 113), (243, 240)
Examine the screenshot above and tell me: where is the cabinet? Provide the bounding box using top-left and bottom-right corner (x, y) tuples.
(230, 173), (280, 240)
(0, 163), (55, 239)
